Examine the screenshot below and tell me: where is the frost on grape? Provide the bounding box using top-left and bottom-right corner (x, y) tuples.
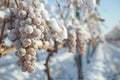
(5, 0), (70, 73)
(5, 0), (90, 73)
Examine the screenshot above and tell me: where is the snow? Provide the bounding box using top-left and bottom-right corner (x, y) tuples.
(1, 27), (120, 80)
(0, 48), (78, 80)
(0, 42), (120, 80)
(84, 43), (120, 80)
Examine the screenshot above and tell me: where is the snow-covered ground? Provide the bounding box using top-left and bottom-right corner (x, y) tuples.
(0, 48), (78, 80)
(0, 42), (120, 80)
(0, 26), (120, 80)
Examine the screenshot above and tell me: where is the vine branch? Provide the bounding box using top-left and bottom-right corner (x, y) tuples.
(0, 47), (16, 55)
(44, 51), (54, 80)
(55, 0), (66, 27)
(7, 0), (11, 7)
(0, 43), (63, 55)
(14, 0), (19, 7)
(44, 39), (58, 80)
(0, 19), (9, 49)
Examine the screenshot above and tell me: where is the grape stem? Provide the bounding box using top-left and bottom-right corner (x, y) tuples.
(0, 43), (63, 55)
(7, 0), (11, 7)
(75, 54), (83, 79)
(44, 51), (54, 80)
(0, 47), (16, 55)
(55, 0), (66, 27)
(0, 19), (8, 50)
(14, 0), (19, 7)
(44, 39), (58, 80)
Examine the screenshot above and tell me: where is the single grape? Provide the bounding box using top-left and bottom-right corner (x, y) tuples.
(24, 24), (33, 34)
(24, 60), (31, 67)
(32, 28), (41, 37)
(24, 54), (32, 60)
(22, 38), (32, 47)
(18, 48), (26, 57)
(19, 27), (25, 33)
(25, 6), (33, 13)
(5, 22), (12, 30)
(18, 10), (27, 19)
(33, 18), (41, 25)
(28, 12), (35, 19)
(8, 32), (17, 42)
(27, 48), (36, 55)
(25, 18), (32, 24)
(27, 66), (34, 73)
(15, 19), (20, 24)
(20, 20), (26, 26)
(19, 1), (26, 9)
(35, 12), (41, 18)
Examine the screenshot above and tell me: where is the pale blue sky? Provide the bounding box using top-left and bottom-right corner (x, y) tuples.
(98, 0), (120, 35)
(47, 0), (120, 35)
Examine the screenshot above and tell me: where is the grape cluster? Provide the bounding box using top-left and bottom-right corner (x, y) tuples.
(66, 26), (76, 53)
(76, 28), (86, 55)
(7, 1), (51, 72)
(65, 26), (88, 54)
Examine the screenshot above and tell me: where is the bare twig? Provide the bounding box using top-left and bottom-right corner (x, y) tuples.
(39, 43), (63, 52)
(0, 47), (16, 55)
(0, 19), (8, 49)
(4, 0), (7, 8)
(7, 0), (11, 7)
(55, 0), (66, 26)
(86, 44), (91, 63)
(44, 51), (54, 80)
(32, 0), (36, 6)
(14, 0), (19, 7)
(0, 43), (63, 55)
(75, 54), (83, 80)
(44, 39), (58, 80)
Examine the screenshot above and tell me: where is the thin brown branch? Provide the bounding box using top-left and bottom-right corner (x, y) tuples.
(7, 0), (11, 7)
(0, 19), (8, 49)
(44, 39), (59, 80)
(0, 44), (63, 55)
(38, 43), (63, 52)
(55, 0), (66, 26)
(4, 0), (7, 8)
(32, 0), (36, 6)
(44, 51), (54, 80)
(14, 0), (19, 7)
(75, 54), (83, 79)
(0, 47), (16, 55)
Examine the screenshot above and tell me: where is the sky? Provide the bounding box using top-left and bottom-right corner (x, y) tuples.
(47, 0), (120, 35)
(98, 0), (120, 35)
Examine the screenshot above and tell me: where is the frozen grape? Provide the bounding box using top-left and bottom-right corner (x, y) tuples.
(33, 18), (41, 25)
(22, 38), (32, 47)
(25, 6), (33, 13)
(25, 18), (32, 24)
(7, 1), (63, 73)
(19, 1), (26, 9)
(32, 28), (42, 37)
(20, 20), (26, 26)
(18, 48), (26, 57)
(24, 54), (32, 60)
(18, 10), (27, 19)
(19, 27), (25, 33)
(28, 12), (35, 19)
(24, 24), (33, 34)
(27, 48), (36, 55)
(8, 32), (17, 41)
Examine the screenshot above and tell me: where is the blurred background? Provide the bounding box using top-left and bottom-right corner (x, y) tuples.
(0, 0), (120, 80)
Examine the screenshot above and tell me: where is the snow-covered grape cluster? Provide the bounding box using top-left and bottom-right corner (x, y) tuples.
(76, 28), (86, 55)
(66, 26), (76, 53)
(66, 26), (88, 54)
(7, 1), (52, 72)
